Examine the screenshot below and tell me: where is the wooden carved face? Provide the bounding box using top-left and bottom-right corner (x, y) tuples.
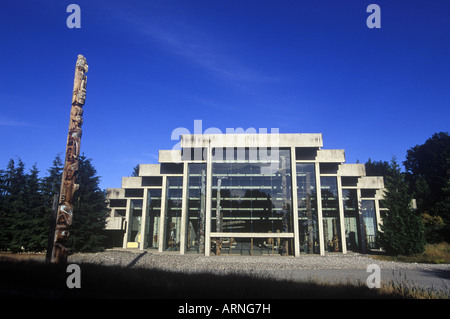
(76, 88), (86, 104)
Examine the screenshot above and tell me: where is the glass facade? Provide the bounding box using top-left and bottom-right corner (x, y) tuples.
(106, 134), (385, 256)
(145, 189), (161, 249)
(343, 189), (359, 251)
(186, 163), (207, 254)
(320, 176), (342, 252)
(128, 199), (143, 247)
(211, 148), (293, 255)
(164, 177), (183, 251)
(361, 200), (377, 249)
(297, 163), (319, 254)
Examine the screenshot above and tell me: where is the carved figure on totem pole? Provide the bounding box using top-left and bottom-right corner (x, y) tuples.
(51, 55), (88, 264)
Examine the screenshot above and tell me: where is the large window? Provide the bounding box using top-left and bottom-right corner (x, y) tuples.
(361, 200), (377, 249)
(186, 163), (207, 254)
(164, 177), (183, 251)
(211, 148), (293, 255)
(297, 163), (319, 254)
(146, 189), (161, 249)
(320, 176), (342, 252)
(128, 199), (143, 247)
(343, 189), (359, 251)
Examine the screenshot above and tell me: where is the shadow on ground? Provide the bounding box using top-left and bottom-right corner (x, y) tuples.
(0, 256), (445, 299)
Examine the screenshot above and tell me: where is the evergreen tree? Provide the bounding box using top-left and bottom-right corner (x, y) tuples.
(23, 164), (48, 251)
(0, 160), (48, 252)
(131, 164), (140, 177)
(5, 158), (28, 252)
(377, 159), (426, 255)
(0, 163), (12, 250)
(68, 155), (108, 253)
(41, 154), (63, 257)
(365, 158), (391, 177)
(0, 153), (107, 253)
(41, 154), (63, 206)
(404, 132), (450, 242)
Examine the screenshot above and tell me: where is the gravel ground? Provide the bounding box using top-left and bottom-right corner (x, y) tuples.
(68, 249), (449, 272)
(68, 249), (450, 292)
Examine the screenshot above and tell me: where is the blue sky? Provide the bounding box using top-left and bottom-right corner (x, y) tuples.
(1, 0), (449, 190)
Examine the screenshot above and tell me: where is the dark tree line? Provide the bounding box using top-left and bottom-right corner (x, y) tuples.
(366, 131), (450, 255)
(0, 154), (108, 253)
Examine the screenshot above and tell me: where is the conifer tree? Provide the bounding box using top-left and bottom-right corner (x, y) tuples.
(41, 154), (63, 206)
(0, 163), (12, 250)
(377, 159), (426, 255)
(5, 158), (28, 252)
(404, 131), (450, 242)
(0, 154), (108, 253)
(1, 160), (48, 252)
(67, 155), (108, 253)
(42, 154), (63, 257)
(23, 164), (47, 251)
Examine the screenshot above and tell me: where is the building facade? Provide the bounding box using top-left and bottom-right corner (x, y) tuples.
(105, 133), (386, 256)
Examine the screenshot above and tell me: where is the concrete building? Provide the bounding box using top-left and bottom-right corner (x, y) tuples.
(105, 133), (386, 256)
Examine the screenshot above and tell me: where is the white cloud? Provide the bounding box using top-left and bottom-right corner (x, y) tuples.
(0, 117), (34, 127)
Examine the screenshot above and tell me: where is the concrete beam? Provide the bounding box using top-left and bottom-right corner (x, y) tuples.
(122, 177), (142, 188)
(338, 164), (366, 176)
(139, 164), (162, 176)
(316, 149), (345, 163)
(106, 188), (125, 200)
(181, 133), (323, 149)
(358, 176), (385, 189)
(159, 150), (182, 163)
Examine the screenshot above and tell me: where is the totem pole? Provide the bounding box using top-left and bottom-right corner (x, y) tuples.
(50, 55), (88, 264)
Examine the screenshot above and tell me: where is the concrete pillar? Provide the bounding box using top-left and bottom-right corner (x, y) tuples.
(122, 199), (131, 248)
(357, 188), (366, 254)
(290, 147), (300, 257)
(180, 162), (189, 254)
(337, 174), (347, 254)
(205, 143), (213, 256)
(140, 188), (149, 250)
(315, 162), (325, 256)
(158, 176), (167, 252)
(374, 198), (381, 232)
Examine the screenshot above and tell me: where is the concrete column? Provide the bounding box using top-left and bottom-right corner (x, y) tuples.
(315, 162), (325, 256)
(357, 188), (366, 254)
(158, 176), (167, 252)
(290, 147), (300, 257)
(123, 198), (131, 248)
(140, 188), (149, 250)
(180, 162), (189, 254)
(205, 143), (213, 256)
(375, 198), (382, 232)
(337, 174), (347, 254)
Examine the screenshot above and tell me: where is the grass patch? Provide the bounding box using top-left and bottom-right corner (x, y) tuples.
(0, 256), (448, 299)
(370, 242), (450, 264)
